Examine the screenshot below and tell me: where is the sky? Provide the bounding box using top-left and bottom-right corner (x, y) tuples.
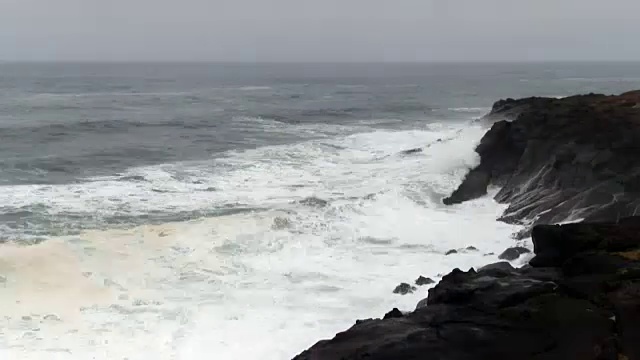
(1, 0), (639, 62)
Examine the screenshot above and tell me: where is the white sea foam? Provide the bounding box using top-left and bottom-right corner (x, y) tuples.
(0, 122), (523, 359)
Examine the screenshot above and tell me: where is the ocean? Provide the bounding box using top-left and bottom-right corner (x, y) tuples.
(1, 62), (640, 359)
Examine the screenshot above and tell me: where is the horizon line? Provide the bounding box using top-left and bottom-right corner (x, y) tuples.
(2, 59), (640, 65)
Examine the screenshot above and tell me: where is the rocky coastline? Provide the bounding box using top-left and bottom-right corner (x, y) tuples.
(294, 91), (640, 360)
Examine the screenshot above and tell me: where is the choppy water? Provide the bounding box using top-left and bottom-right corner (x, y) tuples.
(1, 62), (640, 359)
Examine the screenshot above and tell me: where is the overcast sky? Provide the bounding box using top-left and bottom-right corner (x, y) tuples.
(1, 0), (639, 62)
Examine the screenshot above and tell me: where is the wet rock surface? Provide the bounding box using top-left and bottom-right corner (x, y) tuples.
(294, 219), (640, 360)
(295, 92), (640, 360)
(415, 276), (435, 286)
(498, 246), (531, 261)
(393, 283), (417, 295)
(444, 91), (640, 234)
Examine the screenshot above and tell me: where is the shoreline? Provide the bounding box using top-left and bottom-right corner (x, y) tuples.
(294, 90), (640, 360)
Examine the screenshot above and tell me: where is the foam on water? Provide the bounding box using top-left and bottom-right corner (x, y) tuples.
(0, 122), (523, 359)
(448, 107), (491, 113)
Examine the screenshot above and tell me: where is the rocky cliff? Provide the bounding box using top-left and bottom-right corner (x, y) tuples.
(445, 91), (640, 237)
(294, 91), (640, 360)
(295, 218), (640, 360)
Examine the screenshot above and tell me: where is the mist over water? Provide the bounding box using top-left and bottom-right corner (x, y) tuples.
(1, 62), (640, 359)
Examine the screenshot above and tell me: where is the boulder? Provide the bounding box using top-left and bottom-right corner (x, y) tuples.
(477, 261), (516, 277)
(383, 308), (403, 319)
(295, 211), (640, 360)
(498, 246), (531, 261)
(415, 276), (435, 286)
(530, 218), (640, 267)
(393, 283), (416, 295)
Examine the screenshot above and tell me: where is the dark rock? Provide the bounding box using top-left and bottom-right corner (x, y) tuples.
(296, 276), (617, 360)
(298, 197), (329, 207)
(393, 283), (416, 295)
(498, 246), (531, 261)
(477, 261), (516, 277)
(465, 246), (478, 251)
(415, 297), (429, 310)
(415, 276), (435, 286)
(401, 148), (423, 155)
(442, 169), (491, 205)
(444, 91), (640, 232)
(296, 92), (640, 360)
(354, 318), (374, 326)
(426, 268), (557, 310)
(445, 249), (458, 255)
(530, 218), (640, 267)
(383, 308), (403, 319)
(296, 201), (640, 360)
(518, 266), (563, 282)
(609, 282), (640, 360)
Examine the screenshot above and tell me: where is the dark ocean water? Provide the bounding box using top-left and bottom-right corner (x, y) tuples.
(3, 62), (640, 186)
(1, 62), (640, 360)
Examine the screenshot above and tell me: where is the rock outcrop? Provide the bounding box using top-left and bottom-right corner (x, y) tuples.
(498, 246), (531, 261)
(294, 219), (640, 360)
(444, 91), (640, 237)
(294, 91), (640, 360)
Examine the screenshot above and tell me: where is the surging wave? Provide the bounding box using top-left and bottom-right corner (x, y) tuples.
(0, 122), (522, 359)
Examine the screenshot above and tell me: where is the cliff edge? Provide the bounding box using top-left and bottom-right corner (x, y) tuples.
(294, 91), (640, 360)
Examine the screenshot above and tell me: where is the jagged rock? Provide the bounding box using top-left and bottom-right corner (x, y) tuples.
(296, 219), (640, 360)
(477, 261), (516, 277)
(393, 283), (416, 295)
(295, 92), (640, 360)
(415, 276), (435, 286)
(298, 197), (329, 207)
(401, 148), (423, 155)
(445, 249), (458, 255)
(383, 308), (403, 319)
(444, 91), (640, 233)
(498, 246), (531, 261)
(530, 218), (640, 267)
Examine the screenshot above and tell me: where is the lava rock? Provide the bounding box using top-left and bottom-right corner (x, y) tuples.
(393, 283), (416, 295)
(383, 308), (403, 319)
(477, 261), (516, 277)
(295, 92), (640, 360)
(415, 276), (435, 286)
(401, 148), (423, 155)
(530, 218), (640, 267)
(498, 247), (531, 261)
(443, 91), (640, 233)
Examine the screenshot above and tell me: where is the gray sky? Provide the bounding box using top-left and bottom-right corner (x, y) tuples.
(1, 0), (639, 62)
